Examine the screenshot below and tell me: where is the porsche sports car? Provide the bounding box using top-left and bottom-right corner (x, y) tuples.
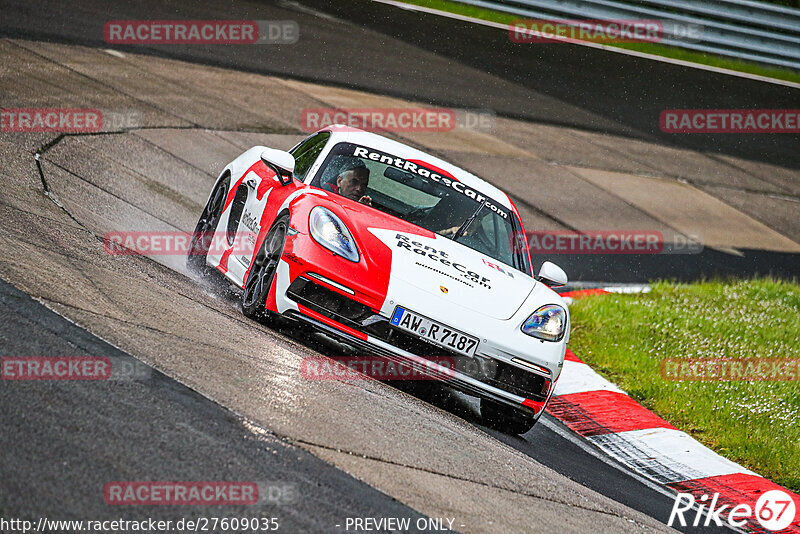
(188, 125), (570, 434)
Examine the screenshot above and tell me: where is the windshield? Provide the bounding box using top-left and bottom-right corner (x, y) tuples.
(311, 142), (531, 275)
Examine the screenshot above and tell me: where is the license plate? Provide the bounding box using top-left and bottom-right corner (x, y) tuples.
(390, 306), (479, 357)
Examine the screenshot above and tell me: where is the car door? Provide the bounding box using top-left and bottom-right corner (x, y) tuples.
(227, 133), (332, 283)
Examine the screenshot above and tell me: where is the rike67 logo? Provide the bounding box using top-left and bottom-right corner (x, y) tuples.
(669, 490), (797, 531)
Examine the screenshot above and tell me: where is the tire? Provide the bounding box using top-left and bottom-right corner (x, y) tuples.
(241, 214), (289, 322)
(480, 398), (537, 435)
(187, 175), (230, 275)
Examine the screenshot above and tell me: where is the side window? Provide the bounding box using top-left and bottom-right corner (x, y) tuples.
(290, 132), (330, 182)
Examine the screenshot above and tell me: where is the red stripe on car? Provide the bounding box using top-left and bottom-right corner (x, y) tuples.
(216, 248), (233, 274)
(522, 398), (546, 413)
(297, 303), (369, 341)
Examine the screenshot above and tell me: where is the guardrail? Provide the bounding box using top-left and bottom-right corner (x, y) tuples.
(458, 0), (800, 70)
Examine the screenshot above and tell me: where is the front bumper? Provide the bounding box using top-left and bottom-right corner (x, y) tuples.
(282, 274), (555, 418)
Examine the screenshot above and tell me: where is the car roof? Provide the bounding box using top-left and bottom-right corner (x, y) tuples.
(321, 125), (514, 210)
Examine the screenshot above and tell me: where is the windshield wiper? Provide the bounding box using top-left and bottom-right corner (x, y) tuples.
(452, 200), (486, 241)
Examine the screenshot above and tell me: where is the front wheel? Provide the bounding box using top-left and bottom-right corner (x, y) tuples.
(480, 398), (537, 435)
(242, 214), (289, 322)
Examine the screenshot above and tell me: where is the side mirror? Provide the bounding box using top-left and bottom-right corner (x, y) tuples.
(536, 261), (568, 288)
(261, 148), (295, 186)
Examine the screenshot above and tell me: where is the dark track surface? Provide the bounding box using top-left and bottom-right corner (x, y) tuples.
(3, 0), (797, 284)
(0, 273), (728, 533)
(300, 0), (799, 168)
(398, 383), (735, 534)
(1, 0), (797, 169)
(0, 277), (428, 531)
(538, 248), (800, 283)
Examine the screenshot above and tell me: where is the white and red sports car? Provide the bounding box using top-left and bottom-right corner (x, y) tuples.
(188, 126), (570, 434)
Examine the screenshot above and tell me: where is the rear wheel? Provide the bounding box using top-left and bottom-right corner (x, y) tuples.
(187, 175), (229, 274)
(242, 214), (289, 322)
(480, 398), (537, 435)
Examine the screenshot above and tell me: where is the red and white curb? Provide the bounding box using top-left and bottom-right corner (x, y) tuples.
(549, 288), (800, 533)
(560, 285), (651, 306)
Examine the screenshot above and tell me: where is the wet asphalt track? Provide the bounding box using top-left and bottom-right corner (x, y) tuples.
(0, 121), (679, 532)
(0, 0), (795, 532)
(2, 0), (797, 282)
(0, 278), (430, 532)
(3, 0), (797, 168)
(0, 275), (728, 533)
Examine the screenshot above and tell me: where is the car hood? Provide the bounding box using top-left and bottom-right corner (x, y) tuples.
(368, 228), (536, 320)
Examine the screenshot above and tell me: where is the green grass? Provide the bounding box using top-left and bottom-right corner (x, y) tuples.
(567, 279), (800, 492)
(395, 0), (800, 84)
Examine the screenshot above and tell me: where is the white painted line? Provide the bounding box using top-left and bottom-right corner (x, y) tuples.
(103, 49), (126, 58)
(602, 285), (651, 294)
(540, 416), (677, 497)
(588, 427), (755, 484)
(372, 0), (800, 89)
(553, 360), (625, 396)
(540, 416), (750, 534)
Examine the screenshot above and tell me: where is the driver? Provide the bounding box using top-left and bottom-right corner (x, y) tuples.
(439, 222), (480, 238)
(438, 212), (483, 238)
(330, 162), (372, 206)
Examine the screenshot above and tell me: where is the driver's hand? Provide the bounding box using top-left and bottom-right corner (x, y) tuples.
(440, 224), (477, 238)
(439, 225), (459, 237)
(359, 195), (372, 206)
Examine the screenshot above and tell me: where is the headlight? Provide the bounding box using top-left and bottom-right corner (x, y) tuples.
(309, 207), (360, 262)
(521, 304), (566, 342)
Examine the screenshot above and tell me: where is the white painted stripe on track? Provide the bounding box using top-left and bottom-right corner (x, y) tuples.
(553, 360), (625, 396)
(602, 285), (651, 294)
(588, 427), (754, 484)
(539, 416), (750, 533)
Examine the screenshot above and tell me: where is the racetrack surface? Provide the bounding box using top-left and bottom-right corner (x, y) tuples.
(0, 124), (676, 532)
(0, 278), (431, 532)
(2, 0), (797, 281)
(0, 1), (797, 532)
(2, 0), (798, 166)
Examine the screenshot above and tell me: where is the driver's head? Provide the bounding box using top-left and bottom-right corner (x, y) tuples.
(336, 163), (370, 200)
